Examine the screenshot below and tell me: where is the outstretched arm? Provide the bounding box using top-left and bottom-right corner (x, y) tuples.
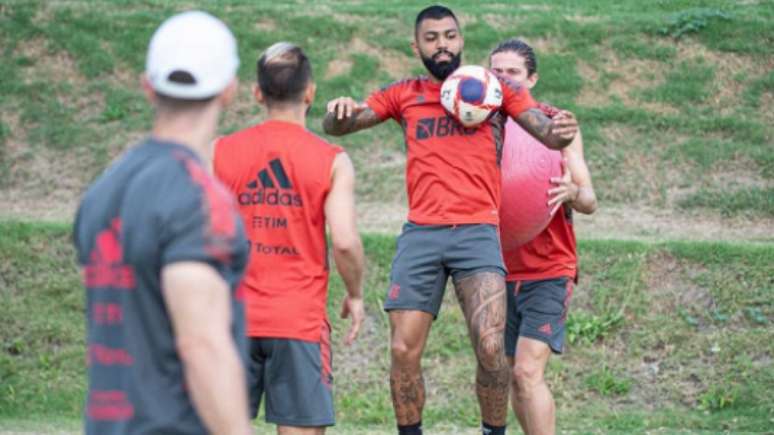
(515, 108), (578, 150)
(497, 75), (578, 150)
(323, 97), (384, 136)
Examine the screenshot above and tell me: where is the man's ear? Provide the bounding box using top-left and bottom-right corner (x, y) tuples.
(140, 74), (157, 104)
(253, 83), (265, 104)
(304, 82), (316, 106)
(526, 72), (539, 90)
(218, 78), (239, 106)
(411, 40), (420, 59)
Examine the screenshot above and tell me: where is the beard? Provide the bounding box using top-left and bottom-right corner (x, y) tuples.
(420, 49), (462, 81)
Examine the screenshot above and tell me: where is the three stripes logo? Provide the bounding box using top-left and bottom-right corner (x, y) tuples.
(237, 158), (303, 207)
(246, 159), (292, 189)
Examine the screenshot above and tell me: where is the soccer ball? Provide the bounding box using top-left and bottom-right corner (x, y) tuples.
(440, 65), (503, 128)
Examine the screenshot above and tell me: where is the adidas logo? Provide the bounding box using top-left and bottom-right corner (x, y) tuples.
(237, 158), (303, 207)
(246, 158), (292, 189)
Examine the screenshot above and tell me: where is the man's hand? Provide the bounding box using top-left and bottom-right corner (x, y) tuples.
(340, 295), (365, 346)
(323, 97), (382, 136)
(327, 97), (369, 120)
(547, 159), (579, 216)
(550, 110), (578, 143)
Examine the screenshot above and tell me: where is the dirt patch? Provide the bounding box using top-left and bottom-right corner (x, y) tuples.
(645, 252), (713, 315)
(575, 61), (606, 106)
(563, 14), (602, 24)
(596, 125), (671, 204)
(15, 38), (87, 87)
(573, 204), (774, 242)
(350, 37), (414, 80)
(331, 13), (367, 25)
(219, 81), (262, 132)
(674, 40), (772, 116)
(254, 18), (276, 32)
(482, 13), (516, 30)
(325, 58), (353, 79)
(759, 91), (774, 126)
(356, 201), (406, 234)
(516, 4), (553, 12)
(706, 161), (771, 190)
(576, 54), (676, 114)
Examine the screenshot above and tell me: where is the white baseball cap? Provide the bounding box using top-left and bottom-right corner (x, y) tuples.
(145, 11), (239, 100)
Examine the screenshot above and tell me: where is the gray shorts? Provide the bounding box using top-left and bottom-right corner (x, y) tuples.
(505, 277), (574, 355)
(247, 331), (334, 427)
(384, 222), (506, 318)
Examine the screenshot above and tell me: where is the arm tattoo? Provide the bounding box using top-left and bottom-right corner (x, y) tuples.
(516, 108), (556, 147)
(322, 108), (382, 136)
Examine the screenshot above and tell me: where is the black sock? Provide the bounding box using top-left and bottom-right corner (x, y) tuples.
(482, 421), (506, 435)
(398, 421), (422, 435)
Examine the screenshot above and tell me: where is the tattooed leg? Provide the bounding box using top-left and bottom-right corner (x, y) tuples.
(454, 272), (509, 426)
(388, 310), (434, 425)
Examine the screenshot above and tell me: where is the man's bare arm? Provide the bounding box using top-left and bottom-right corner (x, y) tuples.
(324, 152), (366, 345)
(323, 97), (384, 136)
(562, 130), (597, 214)
(162, 262), (252, 435)
(515, 108), (577, 150)
(547, 130), (598, 215)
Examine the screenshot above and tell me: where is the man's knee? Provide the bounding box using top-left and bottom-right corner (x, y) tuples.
(391, 337), (423, 367)
(512, 359), (544, 391)
(477, 333), (507, 372)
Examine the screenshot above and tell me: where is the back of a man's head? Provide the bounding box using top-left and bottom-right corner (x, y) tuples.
(145, 10), (239, 113)
(257, 42), (312, 106)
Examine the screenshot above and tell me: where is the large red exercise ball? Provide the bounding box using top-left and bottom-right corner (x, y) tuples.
(499, 118), (562, 251)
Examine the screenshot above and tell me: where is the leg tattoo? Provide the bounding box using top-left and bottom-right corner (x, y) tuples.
(455, 272), (509, 425)
(390, 369), (425, 425)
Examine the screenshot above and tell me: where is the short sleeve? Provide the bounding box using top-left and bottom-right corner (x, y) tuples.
(159, 158), (247, 273)
(499, 77), (538, 118)
(365, 82), (403, 121)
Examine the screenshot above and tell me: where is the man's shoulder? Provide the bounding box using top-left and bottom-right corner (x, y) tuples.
(301, 129), (344, 154)
(216, 124), (261, 147)
(378, 75), (427, 93)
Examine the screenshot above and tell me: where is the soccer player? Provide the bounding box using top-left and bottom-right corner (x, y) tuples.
(489, 38), (598, 435)
(214, 42), (366, 434)
(323, 5), (578, 435)
(73, 11), (252, 435)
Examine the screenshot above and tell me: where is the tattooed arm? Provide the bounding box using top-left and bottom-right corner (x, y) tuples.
(515, 108), (578, 150)
(497, 75), (578, 150)
(323, 97), (384, 136)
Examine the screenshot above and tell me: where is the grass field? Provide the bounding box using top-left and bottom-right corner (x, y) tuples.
(0, 0), (772, 224)
(1, 0), (773, 433)
(1, 222), (772, 433)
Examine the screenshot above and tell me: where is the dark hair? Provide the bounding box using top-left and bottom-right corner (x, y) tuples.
(415, 5), (459, 36)
(257, 42), (312, 104)
(489, 38), (537, 77)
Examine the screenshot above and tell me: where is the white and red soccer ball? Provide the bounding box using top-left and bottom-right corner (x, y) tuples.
(440, 65), (503, 127)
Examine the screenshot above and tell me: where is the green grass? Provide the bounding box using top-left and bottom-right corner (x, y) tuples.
(678, 186), (774, 217)
(1, 221), (772, 432)
(0, 0), (772, 215)
(641, 59), (716, 107)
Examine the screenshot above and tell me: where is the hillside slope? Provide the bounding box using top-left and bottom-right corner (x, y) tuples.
(0, 0), (772, 238)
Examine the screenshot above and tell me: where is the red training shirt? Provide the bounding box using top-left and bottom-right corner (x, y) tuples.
(214, 120), (343, 342)
(366, 75), (537, 225)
